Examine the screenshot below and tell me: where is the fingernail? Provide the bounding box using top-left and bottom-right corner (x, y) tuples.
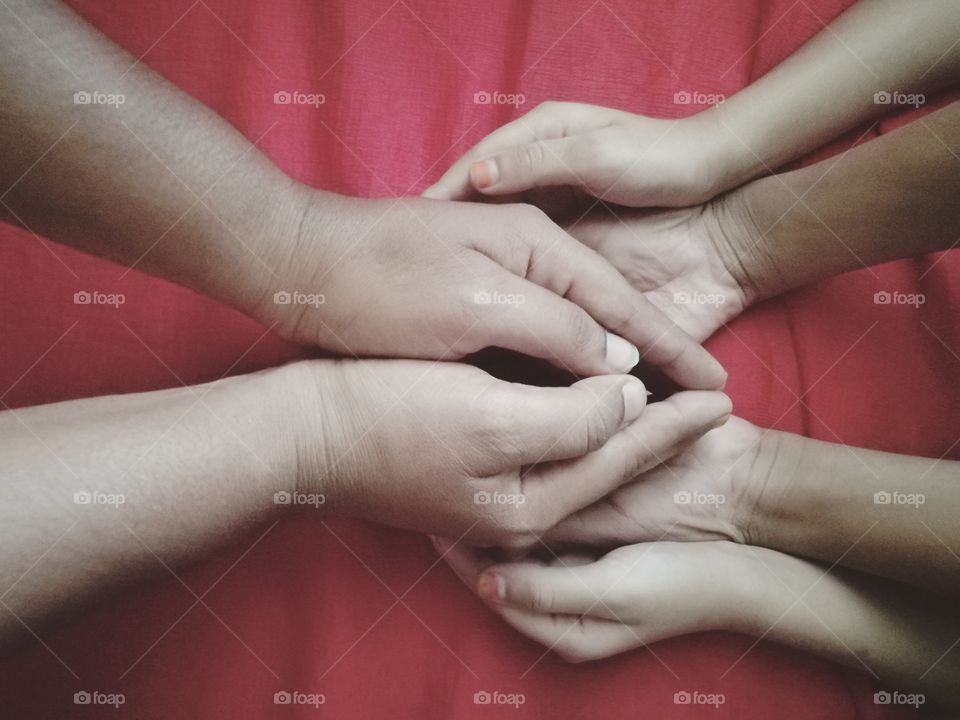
(622, 380), (647, 423)
(478, 571), (506, 602)
(605, 333), (640, 373)
(470, 159), (498, 189)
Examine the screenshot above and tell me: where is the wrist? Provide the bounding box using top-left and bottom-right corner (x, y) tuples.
(196, 365), (308, 516)
(704, 541), (769, 633)
(683, 106), (757, 200)
(268, 359), (358, 508)
(737, 429), (808, 551)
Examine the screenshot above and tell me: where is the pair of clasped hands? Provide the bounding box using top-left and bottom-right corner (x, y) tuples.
(267, 103), (772, 661)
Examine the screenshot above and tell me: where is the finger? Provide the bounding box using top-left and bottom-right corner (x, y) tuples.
(526, 391), (732, 521)
(422, 102), (610, 200)
(436, 538), (635, 661)
(496, 605), (637, 662)
(432, 536), (496, 590)
(479, 374), (649, 468)
(476, 558), (629, 619)
(467, 136), (598, 197)
(472, 271), (643, 376)
(525, 228), (728, 389)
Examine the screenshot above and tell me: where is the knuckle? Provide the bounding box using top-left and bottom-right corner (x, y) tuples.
(527, 584), (552, 614)
(583, 407), (613, 454)
(516, 141), (549, 175)
(566, 307), (603, 357)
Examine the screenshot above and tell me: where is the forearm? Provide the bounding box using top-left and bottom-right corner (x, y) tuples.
(736, 545), (960, 710)
(711, 0), (960, 189)
(723, 101), (960, 299)
(0, 365), (306, 643)
(0, 0), (314, 313)
(744, 429), (960, 594)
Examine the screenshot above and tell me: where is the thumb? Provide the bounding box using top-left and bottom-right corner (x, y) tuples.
(470, 136), (592, 196)
(485, 374), (649, 468)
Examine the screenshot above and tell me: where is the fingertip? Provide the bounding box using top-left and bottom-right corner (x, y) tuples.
(605, 332), (640, 374)
(470, 158), (499, 190)
(621, 377), (648, 423)
(478, 570), (507, 603)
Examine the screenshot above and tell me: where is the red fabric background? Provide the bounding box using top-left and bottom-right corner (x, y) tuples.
(1, 0), (957, 717)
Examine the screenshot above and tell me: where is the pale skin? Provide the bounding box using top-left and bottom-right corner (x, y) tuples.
(431, 2), (960, 708)
(0, 0), (744, 639)
(425, 0), (960, 210)
(0, 0), (726, 388)
(0, 1), (736, 642)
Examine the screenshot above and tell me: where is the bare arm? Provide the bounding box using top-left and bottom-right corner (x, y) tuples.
(0, 367), (294, 644)
(745, 429), (960, 596)
(712, 0), (960, 191)
(0, 0), (726, 387)
(425, 0), (960, 209)
(438, 538), (960, 710)
(720, 101), (960, 302)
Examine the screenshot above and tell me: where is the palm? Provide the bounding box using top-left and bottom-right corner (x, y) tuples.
(546, 417), (762, 546)
(565, 204), (747, 341)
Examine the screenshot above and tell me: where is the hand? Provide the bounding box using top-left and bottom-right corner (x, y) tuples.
(423, 102), (739, 208)
(282, 359), (731, 545)
(252, 192), (727, 389)
(543, 417), (768, 548)
(564, 196), (760, 342)
(434, 537), (754, 662)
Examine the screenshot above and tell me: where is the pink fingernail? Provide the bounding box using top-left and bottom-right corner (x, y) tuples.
(470, 159), (498, 189)
(478, 571), (506, 601)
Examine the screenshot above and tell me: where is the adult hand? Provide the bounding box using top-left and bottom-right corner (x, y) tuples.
(252, 193), (727, 389)
(423, 102), (737, 208)
(433, 537), (753, 662)
(284, 359), (731, 546)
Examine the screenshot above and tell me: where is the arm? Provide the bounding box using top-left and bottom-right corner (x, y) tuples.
(723, 100), (960, 300)
(745, 428), (960, 597)
(0, 354), (730, 642)
(543, 416), (960, 594)
(0, 0), (725, 388)
(711, 0), (960, 191)
(425, 0), (960, 207)
(437, 539), (960, 710)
